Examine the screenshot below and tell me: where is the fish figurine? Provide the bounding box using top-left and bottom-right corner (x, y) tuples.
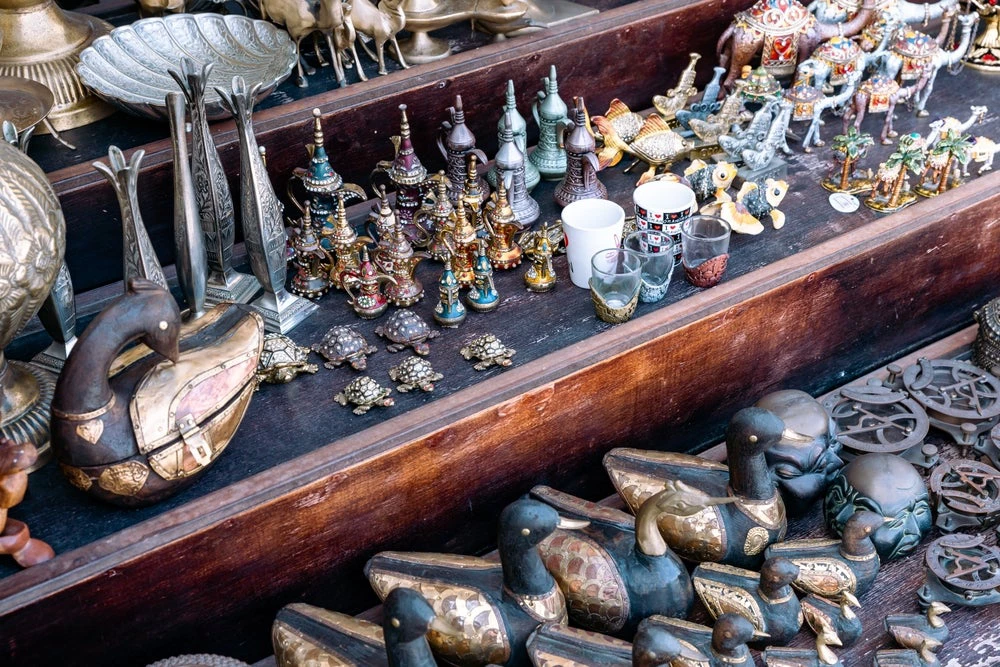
(525, 619), (708, 667)
(593, 114), (693, 185)
(598, 99), (646, 144)
(704, 179), (789, 234)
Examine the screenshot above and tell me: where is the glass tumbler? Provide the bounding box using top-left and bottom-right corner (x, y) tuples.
(589, 248), (642, 323)
(680, 215), (731, 288)
(624, 231), (675, 303)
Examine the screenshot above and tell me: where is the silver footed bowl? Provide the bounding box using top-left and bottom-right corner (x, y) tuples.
(76, 14), (296, 121)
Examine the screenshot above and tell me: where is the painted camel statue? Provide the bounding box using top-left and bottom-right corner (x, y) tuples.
(844, 68), (931, 144)
(797, 69), (865, 151)
(808, 0), (958, 28)
(913, 12), (980, 115)
(925, 105), (988, 145)
(965, 137), (1000, 175)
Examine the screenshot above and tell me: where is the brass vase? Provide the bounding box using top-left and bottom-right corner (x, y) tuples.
(0, 140), (66, 470)
(0, 0), (114, 130)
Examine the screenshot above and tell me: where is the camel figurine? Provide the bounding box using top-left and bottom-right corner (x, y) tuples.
(0, 439), (54, 568)
(789, 68), (864, 152)
(865, 133), (926, 212)
(717, 0), (877, 91)
(925, 105), (988, 145)
(912, 12), (980, 115)
(966, 136), (1000, 175)
(260, 0), (357, 86)
(808, 0), (957, 28)
(351, 0), (409, 75)
(844, 68), (931, 144)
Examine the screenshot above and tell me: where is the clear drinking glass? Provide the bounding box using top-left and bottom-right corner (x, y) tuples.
(589, 248), (642, 323)
(624, 231), (675, 303)
(680, 215), (731, 288)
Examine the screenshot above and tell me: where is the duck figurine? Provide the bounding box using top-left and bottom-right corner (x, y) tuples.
(365, 498), (587, 667)
(604, 407), (789, 568)
(761, 627), (844, 667)
(888, 626), (943, 665)
(764, 510), (885, 598)
(873, 648), (939, 667)
(802, 593), (862, 648)
(645, 613), (757, 666)
(530, 485), (701, 637)
(272, 587), (453, 666)
(51, 280), (264, 506)
(525, 619), (708, 667)
(885, 602), (951, 643)
(692, 557), (803, 645)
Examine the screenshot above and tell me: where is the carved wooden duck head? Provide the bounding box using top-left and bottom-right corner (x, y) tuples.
(726, 407), (787, 501)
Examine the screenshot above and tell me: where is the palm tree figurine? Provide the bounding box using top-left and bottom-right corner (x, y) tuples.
(915, 129), (973, 197)
(823, 127), (875, 194)
(865, 133), (928, 213)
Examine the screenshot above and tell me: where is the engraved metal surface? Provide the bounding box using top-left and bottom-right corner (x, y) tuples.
(925, 533), (1000, 591)
(824, 383), (930, 455)
(901, 358), (1000, 426)
(929, 459), (1000, 532)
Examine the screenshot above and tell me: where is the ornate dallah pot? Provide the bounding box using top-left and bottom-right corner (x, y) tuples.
(0, 140), (66, 469)
(737, 0), (818, 78)
(812, 36), (865, 86)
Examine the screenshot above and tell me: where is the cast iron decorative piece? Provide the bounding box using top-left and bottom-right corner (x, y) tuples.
(523, 220), (557, 292)
(365, 498), (582, 667)
(983, 424), (1000, 469)
(755, 389), (844, 511)
(171, 59), (260, 307)
(885, 602), (951, 644)
(484, 178), (523, 270)
(312, 326), (377, 371)
(530, 66), (569, 181)
(31, 262), (77, 374)
(928, 459), (1000, 532)
(289, 203), (334, 300)
(605, 408), (789, 569)
(494, 112), (540, 227)
(376, 310), (439, 355)
(0, 439), (54, 567)
(765, 511), (884, 598)
(802, 593), (862, 648)
(555, 96), (608, 207)
(918, 533), (1000, 609)
(526, 620), (707, 667)
(890, 357), (1000, 446)
(466, 241), (500, 313)
(460, 334), (516, 371)
(342, 248), (396, 320)
(438, 95), (488, 204)
(217, 77), (317, 334)
(288, 108), (367, 214)
(373, 105), (429, 230)
(531, 485), (696, 635)
(335, 376), (394, 415)
(433, 258), (466, 328)
(256, 333), (318, 385)
(388, 357), (443, 393)
(647, 615), (757, 666)
(51, 280), (264, 506)
(974, 296), (1000, 375)
(823, 453), (932, 562)
(487, 80), (540, 191)
(822, 381), (931, 465)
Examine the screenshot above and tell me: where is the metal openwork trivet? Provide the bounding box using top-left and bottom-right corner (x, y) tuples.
(928, 459), (1000, 532)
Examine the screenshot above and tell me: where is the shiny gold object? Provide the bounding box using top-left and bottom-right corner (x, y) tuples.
(460, 333), (515, 371)
(0, 76), (74, 148)
(966, 0), (1000, 71)
(0, 0), (113, 130)
(653, 53), (701, 120)
(399, 0), (529, 64)
(484, 178), (523, 270)
(0, 140), (65, 469)
(590, 283), (639, 324)
(523, 220), (556, 292)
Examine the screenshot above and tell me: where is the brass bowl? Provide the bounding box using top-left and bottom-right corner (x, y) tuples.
(76, 14), (296, 121)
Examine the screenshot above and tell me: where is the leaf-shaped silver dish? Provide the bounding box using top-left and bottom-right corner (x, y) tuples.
(76, 14), (296, 121)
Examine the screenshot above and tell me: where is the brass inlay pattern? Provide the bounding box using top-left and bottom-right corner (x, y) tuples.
(60, 463), (92, 491)
(51, 395), (114, 421)
(744, 527), (770, 556)
(97, 460), (149, 497)
(694, 577), (764, 631)
(75, 420), (104, 444)
(735, 492), (786, 530)
(508, 585), (567, 625)
(789, 557), (858, 596)
(272, 620), (356, 667)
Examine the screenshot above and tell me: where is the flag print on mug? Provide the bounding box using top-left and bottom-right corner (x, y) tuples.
(633, 181), (697, 262)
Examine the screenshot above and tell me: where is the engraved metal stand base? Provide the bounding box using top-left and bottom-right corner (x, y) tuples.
(0, 359), (55, 472)
(205, 271), (261, 307)
(31, 340), (75, 374)
(251, 290), (318, 334)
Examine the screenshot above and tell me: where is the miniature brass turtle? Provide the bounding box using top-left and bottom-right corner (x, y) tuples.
(389, 356), (444, 393)
(334, 376), (394, 415)
(460, 334), (516, 371)
(313, 326), (377, 371)
(375, 309), (440, 355)
(257, 333), (318, 385)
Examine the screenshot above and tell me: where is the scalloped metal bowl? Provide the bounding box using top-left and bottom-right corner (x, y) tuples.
(76, 14), (296, 121)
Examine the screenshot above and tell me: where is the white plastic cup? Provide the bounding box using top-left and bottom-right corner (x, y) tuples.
(561, 199), (626, 288)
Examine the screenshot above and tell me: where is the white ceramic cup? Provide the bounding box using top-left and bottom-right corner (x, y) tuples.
(633, 181), (697, 262)
(561, 199), (626, 288)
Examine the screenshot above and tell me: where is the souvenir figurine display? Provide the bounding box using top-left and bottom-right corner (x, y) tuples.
(488, 80), (541, 190)
(846, 72), (931, 146)
(873, 649), (938, 667)
(272, 587), (450, 667)
(388, 357), (444, 393)
(349, 0), (409, 76)
(217, 77), (317, 334)
(366, 498), (584, 667)
(652, 53), (701, 121)
(524, 221), (557, 292)
(734, 66), (783, 109)
(688, 92), (751, 147)
(0, 439), (53, 567)
(531, 485), (695, 635)
(526, 620), (706, 666)
(171, 59), (260, 306)
(676, 159), (738, 204)
(369, 186), (399, 268)
(885, 602), (951, 643)
(342, 248), (396, 319)
(822, 127), (876, 193)
(373, 105), (429, 229)
(52, 280), (264, 506)
(918, 533), (1000, 609)
(383, 220), (430, 307)
(438, 95), (488, 204)
(286, 108), (367, 214)
(258, 0), (356, 87)
(432, 258), (467, 327)
(605, 408), (789, 568)
(256, 333), (318, 385)
(313, 325), (378, 370)
(693, 557), (803, 644)
(446, 204), (479, 287)
(802, 593), (863, 648)
(419, 173), (459, 261)
(530, 66), (569, 182)
(802, 36), (865, 92)
(727, 99), (794, 173)
(376, 309), (440, 355)
(466, 242), (500, 312)
(966, 0), (1000, 70)
(865, 133), (927, 212)
(327, 193), (372, 290)
(141, 654), (250, 667)
(788, 69), (863, 153)
(460, 334), (516, 370)
(335, 376), (395, 415)
(460, 154), (489, 230)
(494, 113), (540, 226)
(914, 129), (971, 197)
(484, 179), (524, 270)
(288, 204), (334, 300)
(648, 614), (757, 666)
(713, 179), (790, 234)
(595, 99), (645, 145)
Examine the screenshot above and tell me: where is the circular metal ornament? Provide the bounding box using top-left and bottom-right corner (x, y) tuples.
(925, 533), (1000, 591)
(823, 382), (929, 455)
(929, 459), (1000, 532)
(900, 358), (1000, 443)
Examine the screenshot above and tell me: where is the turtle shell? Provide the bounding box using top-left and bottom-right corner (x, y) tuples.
(391, 356), (441, 386)
(345, 376), (390, 404)
(259, 333), (308, 370)
(814, 36), (863, 65)
(316, 326), (370, 363)
(892, 30), (938, 59)
(469, 334), (509, 359)
(379, 309), (432, 344)
(738, 0), (815, 36)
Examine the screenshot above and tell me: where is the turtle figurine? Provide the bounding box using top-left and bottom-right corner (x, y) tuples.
(460, 334), (516, 371)
(334, 376), (395, 415)
(256, 333), (319, 385)
(312, 325), (378, 371)
(388, 356), (444, 393)
(375, 309), (440, 356)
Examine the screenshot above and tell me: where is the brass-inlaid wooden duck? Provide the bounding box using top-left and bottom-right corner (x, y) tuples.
(272, 587), (453, 666)
(645, 613), (757, 666)
(51, 280), (263, 506)
(888, 626), (942, 665)
(763, 510), (885, 598)
(604, 407), (789, 569)
(873, 648), (939, 667)
(692, 557), (802, 645)
(592, 114), (693, 185)
(884, 602), (950, 643)
(762, 626), (844, 667)
(525, 619), (708, 667)
(802, 593), (862, 648)
(365, 498), (587, 667)
(530, 485), (701, 636)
